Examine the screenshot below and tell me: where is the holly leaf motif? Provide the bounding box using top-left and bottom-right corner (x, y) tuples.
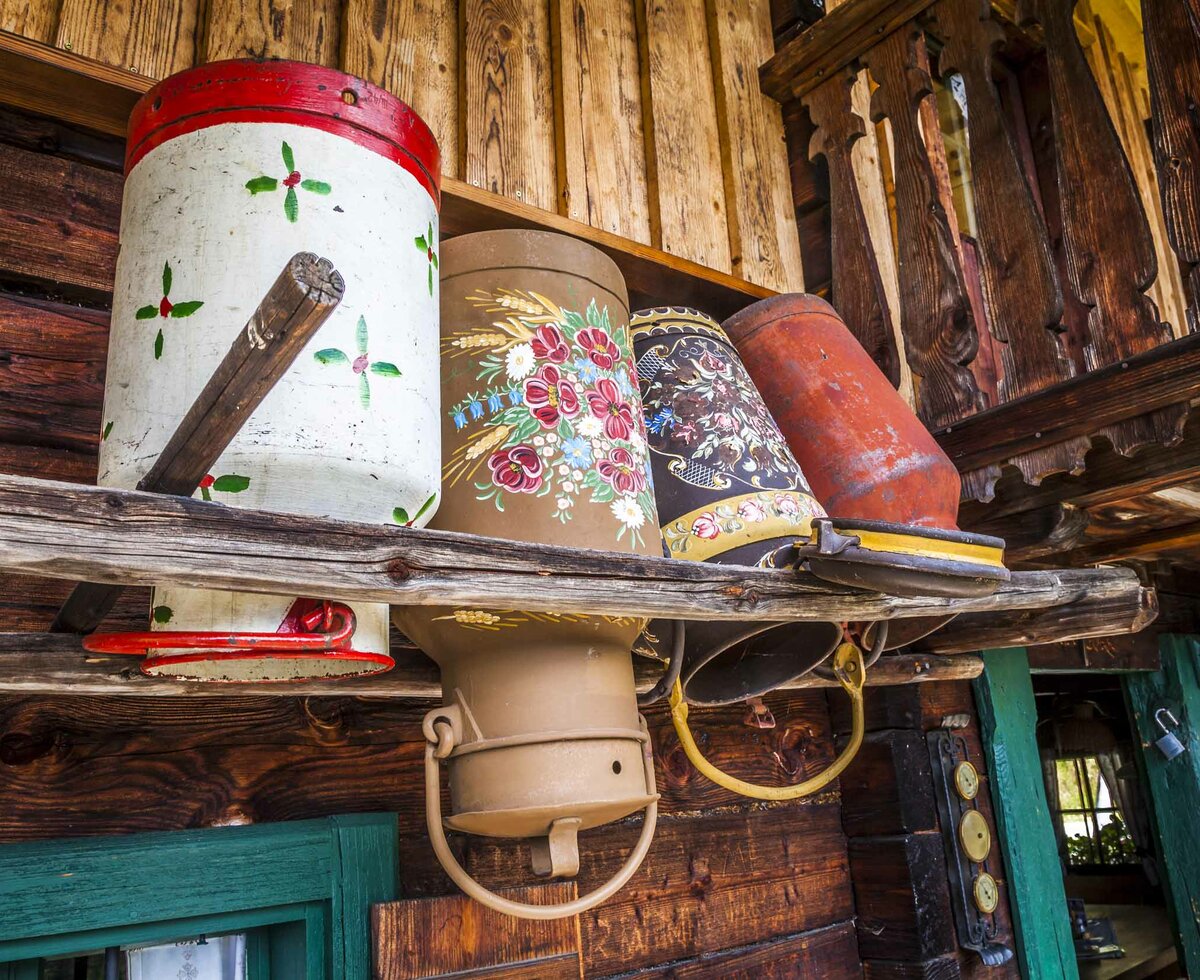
(314, 348), (349, 365)
(154, 328), (164, 360)
(170, 300), (204, 318)
(369, 361), (401, 377)
(358, 372), (371, 409)
(246, 176), (278, 194)
(212, 474), (250, 493)
(284, 186), (299, 223)
(152, 605), (173, 624)
(162, 261), (172, 297)
(392, 507), (409, 525)
(281, 141), (295, 172)
(102, 420), (113, 440)
(427, 265), (433, 296)
(430, 252), (438, 270)
(411, 492), (438, 525)
(356, 315), (369, 355)
(301, 179), (331, 194)
(414, 233), (428, 251)
(135, 305), (158, 320)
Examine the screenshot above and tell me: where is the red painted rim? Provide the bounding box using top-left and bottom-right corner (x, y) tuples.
(126, 59), (441, 208)
(140, 648), (395, 681)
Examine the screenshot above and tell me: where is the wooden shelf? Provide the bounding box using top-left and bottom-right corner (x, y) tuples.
(0, 31), (771, 320)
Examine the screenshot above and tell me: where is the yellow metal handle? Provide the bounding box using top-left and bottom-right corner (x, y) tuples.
(669, 641), (866, 800)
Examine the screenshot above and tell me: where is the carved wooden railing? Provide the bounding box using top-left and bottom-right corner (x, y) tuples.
(763, 0), (1200, 505)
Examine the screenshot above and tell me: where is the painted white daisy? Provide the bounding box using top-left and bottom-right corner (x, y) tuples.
(557, 497), (572, 510)
(571, 469), (584, 481)
(505, 343), (535, 380)
(578, 416), (603, 438)
(558, 464), (570, 476)
(611, 496), (646, 529)
(629, 431), (646, 453)
(563, 481), (576, 493)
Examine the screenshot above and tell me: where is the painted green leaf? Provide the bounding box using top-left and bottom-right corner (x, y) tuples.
(301, 179), (331, 194)
(246, 175), (278, 194)
(414, 234), (428, 251)
(162, 261), (172, 296)
(412, 492), (437, 525)
(284, 186), (299, 223)
(392, 507), (409, 525)
(358, 372), (371, 409)
(314, 348), (349, 365)
(170, 300), (204, 318)
(200, 485), (212, 502)
(430, 252), (438, 269)
(152, 604), (173, 624)
(102, 420), (113, 440)
(427, 221), (434, 244)
(369, 361), (401, 377)
(135, 305), (158, 320)
(154, 328), (164, 360)
(281, 140), (295, 173)
(356, 315), (369, 354)
(212, 474), (251, 493)
(427, 265), (433, 296)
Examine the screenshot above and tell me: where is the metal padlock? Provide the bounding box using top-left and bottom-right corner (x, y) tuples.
(1154, 708), (1186, 760)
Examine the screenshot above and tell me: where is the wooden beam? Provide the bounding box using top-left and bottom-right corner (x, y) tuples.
(1026, 631), (1162, 673)
(51, 253), (345, 634)
(0, 474), (1147, 624)
(0, 33), (770, 322)
(1059, 519), (1200, 566)
(759, 0), (938, 102)
(934, 331), (1200, 474)
(0, 633), (982, 696)
(973, 649), (1080, 980)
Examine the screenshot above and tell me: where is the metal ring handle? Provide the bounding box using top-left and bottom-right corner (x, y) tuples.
(423, 716), (659, 920)
(668, 642), (866, 800)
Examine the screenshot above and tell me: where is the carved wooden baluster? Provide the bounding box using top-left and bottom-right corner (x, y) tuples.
(1020, 0), (1187, 455)
(1142, 0), (1200, 334)
(864, 25), (983, 429)
(804, 68), (902, 385)
(933, 0), (1071, 399)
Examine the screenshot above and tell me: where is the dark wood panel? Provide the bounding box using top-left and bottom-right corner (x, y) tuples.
(862, 959), (962, 980)
(839, 730), (938, 838)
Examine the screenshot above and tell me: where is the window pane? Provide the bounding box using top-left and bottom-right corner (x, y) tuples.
(127, 935), (246, 980)
(1056, 759), (1085, 809)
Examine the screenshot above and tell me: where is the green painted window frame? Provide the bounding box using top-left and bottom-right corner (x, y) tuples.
(0, 813), (397, 980)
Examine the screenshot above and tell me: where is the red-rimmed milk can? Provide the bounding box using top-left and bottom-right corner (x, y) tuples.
(91, 60), (442, 680)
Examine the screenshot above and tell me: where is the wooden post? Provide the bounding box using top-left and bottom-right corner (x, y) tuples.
(1123, 635), (1200, 977)
(973, 648), (1079, 979)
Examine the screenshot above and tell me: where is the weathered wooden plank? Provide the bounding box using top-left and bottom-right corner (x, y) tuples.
(864, 25), (982, 429)
(372, 884), (581, 980)
(973, 649), (1079, 979)
(0, 474), (1147, 623)
(1143, 0), (1200, 334)
(50, 253), (344, 634)
(839, 730), (938, 838)
(635, 0), (731, 272)
(1060, 517), (1200, 566)
(340, 0), (459, 177)
(1026, 631), (1161, 673)
(862, 959), (962, 980)
(707, 0), (804, 291)
(54, 0), (198, 78)
(459, 0), (556, 210)
(760, 0), (938, 102)
(0, 0), (59, 41)
(552, 0), (650, 242)
(1123, 635), (1200, 979)
(200, 0), (340, 65)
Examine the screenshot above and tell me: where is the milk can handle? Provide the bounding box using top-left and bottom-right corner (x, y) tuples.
(423, 716), (659, 920)
(669, 641), (866, 800)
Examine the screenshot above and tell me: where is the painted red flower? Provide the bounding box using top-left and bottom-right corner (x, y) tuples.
(576, 327), (620, 369)
(488, 444), (544, 493)
(586, 378), (635, 440)
(531, 324), (570, 363)
(597, 447), (647, 495)
(691, 513), (721, 540)
(524, 365), (580, 428)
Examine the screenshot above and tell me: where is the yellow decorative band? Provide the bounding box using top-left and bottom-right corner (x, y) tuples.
(662, 490), (824, 563)
(833, 527), (1006, 569)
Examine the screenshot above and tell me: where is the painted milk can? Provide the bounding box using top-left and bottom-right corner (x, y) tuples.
(630, 307), (840, 705)
(723, 295), (1007, 600)
(91, 60), (442, 680)
(392, 230), (660, 920)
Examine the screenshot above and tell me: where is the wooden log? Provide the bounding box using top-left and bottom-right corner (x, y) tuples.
(49, 253), (344, 634)
(760, 0), (940, 102)
(0, 474), (1148, 623)
(0, 634), (984, 696)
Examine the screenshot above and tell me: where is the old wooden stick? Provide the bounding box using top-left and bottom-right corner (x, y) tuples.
(1, 474), (1146, 624)
(50, 253), (344, 634)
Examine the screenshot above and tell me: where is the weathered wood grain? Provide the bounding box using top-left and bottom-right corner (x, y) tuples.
(839, 730), (938, 838)
(460, 0), (556, 210)
(0, 0), (60, 41)
(635, 0), (731, 272)
(372, 884), (581, 980)
(865, 25), (982, 429)
(707, 0), (805, 291)
(552, 0), (650, 243)
(1025, 631), (1161, 673)
(0, 474), (1148, 624)
(50, 253), (344, 634)
(54, 0), (199, 78)
(1142, 0), (1200, 334)
(340, 0), (459, 176)
(200, 0), (339, 65)
(805, 68), (901, 383)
